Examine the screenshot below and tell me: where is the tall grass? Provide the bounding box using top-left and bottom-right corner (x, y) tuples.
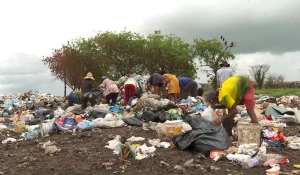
(254, 88), (300, 98)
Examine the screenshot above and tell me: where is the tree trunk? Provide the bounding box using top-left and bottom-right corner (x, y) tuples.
(213, 71), (218, 90)
(64, 80), (67, 96)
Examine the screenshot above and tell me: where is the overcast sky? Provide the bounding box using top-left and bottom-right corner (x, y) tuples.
(1, 0), (299, 96)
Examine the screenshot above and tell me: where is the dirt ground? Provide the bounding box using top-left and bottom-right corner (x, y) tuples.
(1, 123), (300, 175)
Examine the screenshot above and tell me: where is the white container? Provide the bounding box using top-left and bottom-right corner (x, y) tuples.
(164, 120), (183, 138)
(237, 122), (261, 146)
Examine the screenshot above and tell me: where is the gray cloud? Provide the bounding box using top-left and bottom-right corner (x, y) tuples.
(137, 0), (300, 55)
(0, 53), (71, 96)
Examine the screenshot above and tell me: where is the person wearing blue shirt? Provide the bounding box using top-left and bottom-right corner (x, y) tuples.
(178, 77), (198, 100)
(68, 91), (80, 106)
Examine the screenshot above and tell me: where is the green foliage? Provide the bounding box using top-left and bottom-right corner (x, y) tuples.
(93, 29), (146, 79)
(144, 31), (197, 78)
(44, 30), (239, 89)
(254, 88), (300, 98)
(192, 38), (235, 89)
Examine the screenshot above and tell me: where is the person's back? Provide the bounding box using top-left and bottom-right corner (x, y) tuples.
(178, 77), (192, 91)
(217, 61), (233, 86)
(68, 91), (80, 106)
(218, 76), (251, 108)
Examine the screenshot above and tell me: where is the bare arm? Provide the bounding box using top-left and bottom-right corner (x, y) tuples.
(221, 105), (238, 122)
(246, 107), (259, 123)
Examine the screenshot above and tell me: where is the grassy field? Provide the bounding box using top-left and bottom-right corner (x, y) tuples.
(254, 88), (300, 98)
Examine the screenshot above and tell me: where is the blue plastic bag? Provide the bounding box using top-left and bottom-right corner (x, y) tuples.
(52, 118), (77, 132)
(77, 120), (95, 130)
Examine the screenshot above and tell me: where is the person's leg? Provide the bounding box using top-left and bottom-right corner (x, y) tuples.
(106, 93), (112, 105)
(174, 93), (179, 103)
(154, 83), (164, 96)
(153, 86), (160, 95)
(124, 84), (130, 106)
(129, 84), (136, 99)
(222, 118), (235, 137)
(81, 98), (88, 109)
(221, 109), (234, 137)
(88, 97), (96, 107)
(111, 93), (118, 105)
(168, 93), (174, 102)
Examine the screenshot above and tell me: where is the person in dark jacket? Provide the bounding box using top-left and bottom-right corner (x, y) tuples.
(147, 73), (165, 99)
(68, 91), (80, 106)
(178, 77), (198, 100)
(80, 72), (96, 109)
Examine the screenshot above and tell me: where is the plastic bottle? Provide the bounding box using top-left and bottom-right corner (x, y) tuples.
(242, 156), (264, 169)
(226, 154), (251, 163)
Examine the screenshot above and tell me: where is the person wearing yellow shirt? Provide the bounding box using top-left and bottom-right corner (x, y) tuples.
(205, 76), (258, 137)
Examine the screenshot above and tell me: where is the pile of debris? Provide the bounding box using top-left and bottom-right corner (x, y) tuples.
(1, 90), (300, 174)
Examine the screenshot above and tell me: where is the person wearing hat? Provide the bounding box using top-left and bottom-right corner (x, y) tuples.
(99, 76), (119, 106)
(80, 72), (96, 109)
(205, 76), (258, 137)
(217, 60), (234, 87)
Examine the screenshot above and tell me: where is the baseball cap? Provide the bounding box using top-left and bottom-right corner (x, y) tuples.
(205, 90), (218, 108)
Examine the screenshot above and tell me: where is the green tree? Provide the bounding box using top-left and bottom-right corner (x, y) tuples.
(249, 64), (270, 89)
(192, 37), (235, 89)
(93, 29), (146, 79)
(144, 30), (197, 78)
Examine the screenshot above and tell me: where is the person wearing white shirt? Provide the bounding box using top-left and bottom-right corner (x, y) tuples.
(217, 61), (234, 87)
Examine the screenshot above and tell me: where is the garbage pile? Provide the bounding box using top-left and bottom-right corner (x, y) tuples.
(1, 90), (300, 173)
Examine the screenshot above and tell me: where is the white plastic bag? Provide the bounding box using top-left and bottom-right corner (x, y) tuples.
(54, 107), (65, 118)
(201, 106), (218, 122)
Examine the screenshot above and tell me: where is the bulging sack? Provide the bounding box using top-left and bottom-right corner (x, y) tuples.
(201, 106), (218, 123)
(52, 118), (76, 132)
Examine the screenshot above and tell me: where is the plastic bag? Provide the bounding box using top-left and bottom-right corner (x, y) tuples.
(162, 102), (178, 111)
(123, 117), (143, 126)
(143, 98), (161, 111)
(93, 117), (125, 128)
(77, 120), (95, 130)
(172, 115), (231, 155)
(89, 110), (106, 119)
(142, 110), (159, 122)
(52, 118), (76, 132)
(201, 106), (218, 123)
(157, 112), (172, 123)
(54, 107), (65, 118)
